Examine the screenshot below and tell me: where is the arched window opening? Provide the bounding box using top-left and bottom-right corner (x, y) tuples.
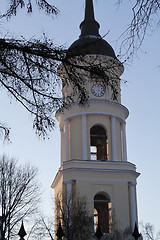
(90, 125), (108, 160)
(94, 193), (112, 233)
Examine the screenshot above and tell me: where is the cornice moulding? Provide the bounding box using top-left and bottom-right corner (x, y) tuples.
(56, 100), (129, 123)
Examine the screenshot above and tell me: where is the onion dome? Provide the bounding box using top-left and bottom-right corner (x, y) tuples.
(68, 0), (116, 58)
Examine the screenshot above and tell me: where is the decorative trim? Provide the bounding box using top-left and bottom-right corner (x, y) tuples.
(63, 159), (136, 167)
(56, 99), (129, 121)
(59, 176), (137, 184)
(63, 111), (126, 124)
(63, 180), (74, 184)
(60, 167), (140, 177)
(51, 163), (140, 189)
(83, 35), (101, 39)
(128, 182), (137, 187)
(51, 171), (62, 189)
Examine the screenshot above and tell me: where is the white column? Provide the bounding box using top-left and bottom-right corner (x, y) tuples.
(65, 119), (69, 161)
(66, 181), (73, 225)
(67, 181), (73, 202)
(129, 182), (137, 231)
(60, 127), (63, 165)
(111, 116), (117, 161)
(82, 114), (87, 160)
(122, 122), (127, 162)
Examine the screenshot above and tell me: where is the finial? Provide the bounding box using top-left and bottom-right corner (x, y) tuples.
(79, 0), (100, 38)
(18, 221), (27, 240)
(132, 223), (141, 240)
(56, 222), (64, 240)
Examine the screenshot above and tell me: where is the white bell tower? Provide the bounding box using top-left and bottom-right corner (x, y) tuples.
(52, 0), (140, 234)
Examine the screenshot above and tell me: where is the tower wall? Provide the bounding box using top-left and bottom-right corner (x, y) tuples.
(56, 101), (128, 162)
(52, 160), (139, 232)
(52, 0), (140, 236)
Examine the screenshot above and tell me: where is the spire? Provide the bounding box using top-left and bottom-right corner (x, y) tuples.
(79, 0), (100, 38)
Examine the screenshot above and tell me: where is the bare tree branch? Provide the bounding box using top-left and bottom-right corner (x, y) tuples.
(116, 0), (160, 58)
(55, 192), (93, 240)
(0, 155), (40, 240)
(0, 123), (10, 142)
(140, 222), (160, 240)
(0, 37), (122, 140)
(0, 0), (59, 19)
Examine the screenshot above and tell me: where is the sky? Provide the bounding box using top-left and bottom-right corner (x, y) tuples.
(0, 0), (160, 234)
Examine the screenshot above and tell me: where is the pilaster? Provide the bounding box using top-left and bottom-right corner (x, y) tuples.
(111, 116), (117, 161)
(129, 182), (137, 231)
(65, 119), (69, 161)
(122, 122), (127, 161)
(82, 114), (88, 160)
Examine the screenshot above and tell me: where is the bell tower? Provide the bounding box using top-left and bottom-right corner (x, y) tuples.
(52, 0), (139, 235)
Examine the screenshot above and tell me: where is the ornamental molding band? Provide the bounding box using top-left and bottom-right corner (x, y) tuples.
(57, 99), (129, 114)
(62, 111), (127, 123)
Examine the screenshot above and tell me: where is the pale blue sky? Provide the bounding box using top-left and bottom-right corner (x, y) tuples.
(0, 0), (160, 233)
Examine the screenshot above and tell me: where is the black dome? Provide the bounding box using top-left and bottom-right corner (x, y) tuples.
(68, 36), (116, 58)
(67, 0), (116, 59)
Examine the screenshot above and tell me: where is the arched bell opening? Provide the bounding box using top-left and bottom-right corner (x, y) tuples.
(94, 192), (112, 233)
(90, 125), (108, 160)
